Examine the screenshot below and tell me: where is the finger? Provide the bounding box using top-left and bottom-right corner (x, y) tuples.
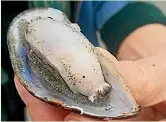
(96, 47), (166, 107)
(153, 101), (166, 115)
(14, 76), (70, 121)
(64, 112), (99, 121)
(118, 54), (166, 107)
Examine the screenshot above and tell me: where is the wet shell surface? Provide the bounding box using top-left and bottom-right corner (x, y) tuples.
(7, 8), (140, 119)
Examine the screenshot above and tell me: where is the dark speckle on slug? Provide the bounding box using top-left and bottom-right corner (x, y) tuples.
(21, 19), (25, 22)
(26, 29), (28, 34)
(47, 16), (54, 19)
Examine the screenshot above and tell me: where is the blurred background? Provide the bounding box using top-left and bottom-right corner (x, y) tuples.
(1, 1), (166, 121)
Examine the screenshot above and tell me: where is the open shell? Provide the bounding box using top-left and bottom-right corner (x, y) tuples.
(7, 8), (140, 119)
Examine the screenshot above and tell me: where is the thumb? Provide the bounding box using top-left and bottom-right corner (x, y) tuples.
(96, 47), (166, 107)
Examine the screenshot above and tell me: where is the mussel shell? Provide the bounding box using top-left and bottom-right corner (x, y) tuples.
(7, 8), (140, 119)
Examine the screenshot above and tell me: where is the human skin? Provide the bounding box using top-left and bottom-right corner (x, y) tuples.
(14, 24), (166, 121)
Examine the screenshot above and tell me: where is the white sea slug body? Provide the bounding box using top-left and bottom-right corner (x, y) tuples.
(25, 17), (111, 102)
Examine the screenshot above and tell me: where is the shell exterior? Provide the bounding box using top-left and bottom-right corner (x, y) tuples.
(7, 8), (140, 119)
